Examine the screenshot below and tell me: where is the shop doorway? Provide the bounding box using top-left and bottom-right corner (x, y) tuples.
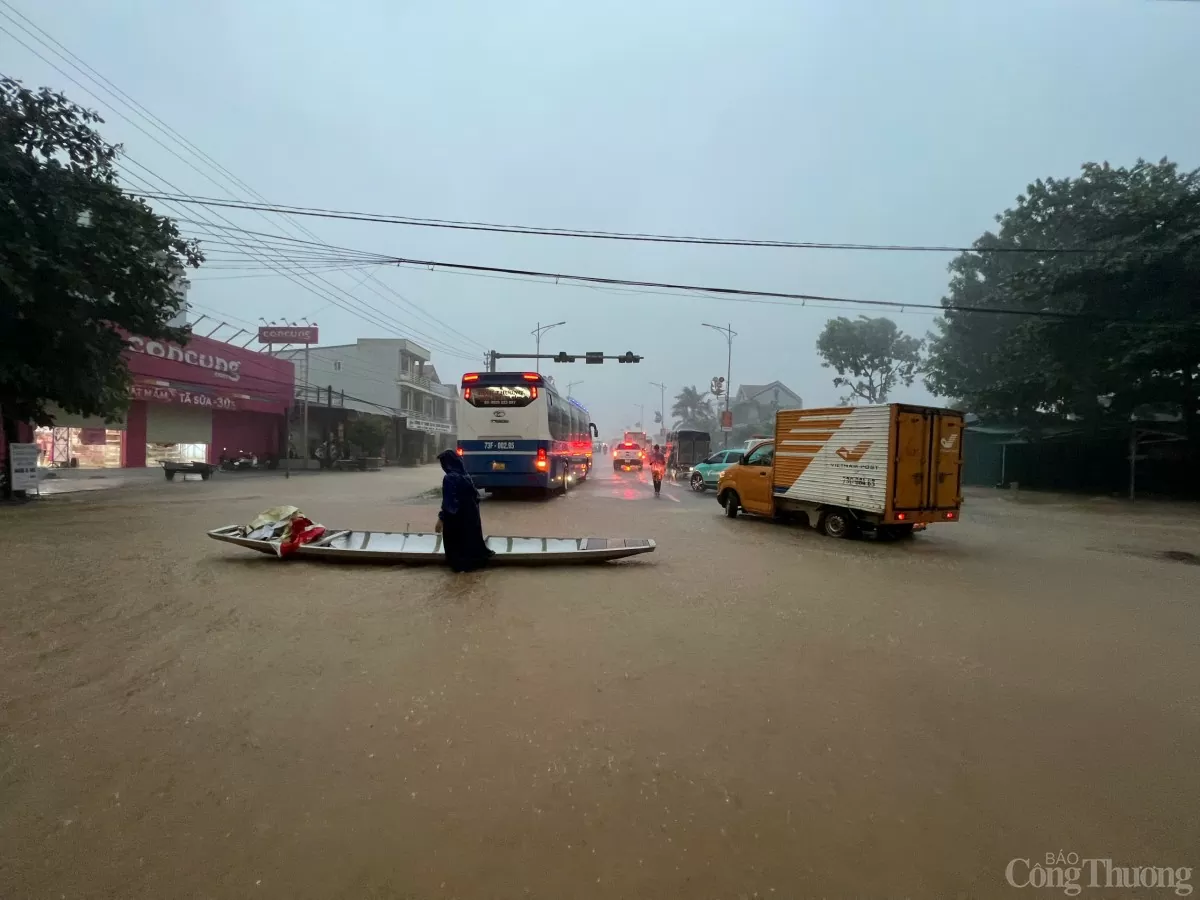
(35, 427), (124, 468)
(145, 405), (211, 466)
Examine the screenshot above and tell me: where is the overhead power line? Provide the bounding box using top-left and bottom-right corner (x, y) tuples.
(126, 190), (1102, 255)
(169, 225), (1163, 324)
(0, 3), (487, 357)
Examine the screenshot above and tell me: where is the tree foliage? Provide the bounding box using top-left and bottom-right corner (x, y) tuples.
(671, 385), (715, 430)
(344, 416), (390, 457)
(0, 77), (203, 430)
(815, 316), (924, 404)
(924, 160), (1200, 441)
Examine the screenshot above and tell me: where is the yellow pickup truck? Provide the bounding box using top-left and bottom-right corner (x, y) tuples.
(716, 404), (964, 539)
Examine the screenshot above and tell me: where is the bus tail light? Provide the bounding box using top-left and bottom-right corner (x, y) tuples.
(535, 448), (548, 471)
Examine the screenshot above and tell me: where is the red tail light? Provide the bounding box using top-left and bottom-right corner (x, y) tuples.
(535, 447), (548, 471)
(463, 387), (471, 400)
(896, 512), (907, 521)
(639, 451), (645, 458)
(945, 511), (956, 520)
(522, 372), (540, 381)
(530, 386), (538, 399)
(456, 446), (463, 456)
(463, 373), (480, 382)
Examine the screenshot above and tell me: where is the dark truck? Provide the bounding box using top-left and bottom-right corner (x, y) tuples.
(666, 429), (712, 482)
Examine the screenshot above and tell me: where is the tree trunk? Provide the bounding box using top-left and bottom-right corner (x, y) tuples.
(1182, 366), (1200, 498)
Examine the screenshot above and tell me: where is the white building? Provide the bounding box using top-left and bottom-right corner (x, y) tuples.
(274, 337), (456, 461)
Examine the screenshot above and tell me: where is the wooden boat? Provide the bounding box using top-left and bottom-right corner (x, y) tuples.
(206, 525), (656, 564)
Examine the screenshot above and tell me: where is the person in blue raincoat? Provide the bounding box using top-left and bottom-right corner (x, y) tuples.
(434, 449), (495, 572)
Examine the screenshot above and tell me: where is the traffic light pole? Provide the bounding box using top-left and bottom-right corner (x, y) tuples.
(649, 380), (666, 440)
(703, 323), (736, 448)
(486, 351), (642, 367)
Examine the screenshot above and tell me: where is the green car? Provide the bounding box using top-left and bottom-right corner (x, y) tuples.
(688, 448), (745, 492)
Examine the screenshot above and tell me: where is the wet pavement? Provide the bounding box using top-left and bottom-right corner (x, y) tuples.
(2, 467), (1199, 898)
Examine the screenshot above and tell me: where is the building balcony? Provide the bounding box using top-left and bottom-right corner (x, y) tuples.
(397, 371), (435, 391)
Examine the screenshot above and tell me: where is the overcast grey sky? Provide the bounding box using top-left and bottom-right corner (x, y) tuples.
(4, 0), (1198, 433)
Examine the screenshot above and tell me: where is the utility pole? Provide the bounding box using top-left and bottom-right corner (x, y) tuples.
(567, 380), (583, 398)
(649, 381), (667, 440)
(531, 321), (566, 375)
(703, 323), (736, 448)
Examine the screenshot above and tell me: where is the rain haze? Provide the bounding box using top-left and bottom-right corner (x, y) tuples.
(4, 0), (1198, 431)
(8, 3), (1200, 897)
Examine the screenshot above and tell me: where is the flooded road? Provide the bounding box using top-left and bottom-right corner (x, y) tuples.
(2, 467), (1198, 897)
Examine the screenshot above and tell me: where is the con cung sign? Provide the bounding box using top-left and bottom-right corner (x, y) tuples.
(127, 336), (241, 382)
(258, 326), (318, 344)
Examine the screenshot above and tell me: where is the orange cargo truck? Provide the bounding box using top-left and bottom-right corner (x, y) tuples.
(715, 404), (964, 539)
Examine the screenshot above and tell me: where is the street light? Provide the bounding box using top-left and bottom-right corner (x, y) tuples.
(649, 381), (667, 439)
(531, 321), (566, 374)
(702, 323), (737, 448)
(633, 403), (645, 430)
(567, 380), (583, 398)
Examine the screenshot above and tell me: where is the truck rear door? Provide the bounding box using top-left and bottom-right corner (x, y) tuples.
(891, 407), (932, 511)
(931, 412), (964, 509)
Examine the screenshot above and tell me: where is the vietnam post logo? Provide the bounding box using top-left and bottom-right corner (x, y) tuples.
(836, 440), (872, 462)
(940, 434), (959, 451)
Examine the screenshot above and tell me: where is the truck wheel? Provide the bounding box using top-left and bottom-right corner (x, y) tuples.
(722, 491), (739, 518)
(690, 472), (705, 492)
(819, 509), (854, 539)
(165, 470), (175, 481)
(613, 462), (620, 472)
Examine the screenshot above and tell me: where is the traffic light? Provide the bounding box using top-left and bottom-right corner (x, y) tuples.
(617, 351), (642, 364)
(585, 351), (604, 365)
(553, 351), (576, 363)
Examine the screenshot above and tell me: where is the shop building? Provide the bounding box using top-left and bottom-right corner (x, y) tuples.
(35, 333), (295, 469)
(274, 337), (455, 464)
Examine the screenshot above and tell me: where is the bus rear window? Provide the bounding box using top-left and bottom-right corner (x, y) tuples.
(466, 385), (536, 407)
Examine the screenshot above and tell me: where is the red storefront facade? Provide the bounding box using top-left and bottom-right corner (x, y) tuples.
(33, 333), (295, 469)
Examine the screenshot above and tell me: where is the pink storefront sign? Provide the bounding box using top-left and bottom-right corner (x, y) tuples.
(122, 331), (294, 414)
(131, 382), (240, 411)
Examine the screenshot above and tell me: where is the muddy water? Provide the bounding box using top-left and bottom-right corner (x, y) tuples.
(2, 474), (1199, 897)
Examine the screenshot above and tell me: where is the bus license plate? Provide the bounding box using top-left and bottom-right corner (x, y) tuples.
(491, 461), (506, 471)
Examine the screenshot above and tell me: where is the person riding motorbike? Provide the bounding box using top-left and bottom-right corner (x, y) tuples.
(649, 444), (667, 496)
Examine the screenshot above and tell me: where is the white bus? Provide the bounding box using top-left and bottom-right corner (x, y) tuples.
(457, 371), (597, 497)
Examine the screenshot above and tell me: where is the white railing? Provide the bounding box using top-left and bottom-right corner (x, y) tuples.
(397, 371), (433, 389)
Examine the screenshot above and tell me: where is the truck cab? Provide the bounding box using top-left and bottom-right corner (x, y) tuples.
(718, 440), (776, 514)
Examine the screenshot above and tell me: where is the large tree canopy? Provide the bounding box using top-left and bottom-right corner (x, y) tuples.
(815, 315), (923, 404)
(0, 77), (203, 431)
(925, 160), (1200, 438)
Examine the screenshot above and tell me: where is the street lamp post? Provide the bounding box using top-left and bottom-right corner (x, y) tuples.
(649, 381), (667, 440)
(567, 380), (583, 398)
(531, 321), (566, 374)
(634, 404), (645, 430)
(702, 323), (737, 448)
